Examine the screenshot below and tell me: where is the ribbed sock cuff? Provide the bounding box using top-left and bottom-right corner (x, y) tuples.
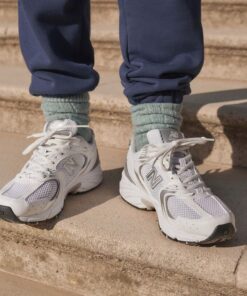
(42, 93), (92, 142)
(131, 103), (183, 151)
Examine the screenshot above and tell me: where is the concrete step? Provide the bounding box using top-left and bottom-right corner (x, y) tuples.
(91, 0), (247, 30)
(202, 0), (247, 29)
(0, 131), (247, 295)
(0, 270), (80, 296)
(0, 21), (247, 82)
(1, 0), (247, 29)
(0, 64), (247, 167)
(0, 0), (16, 22)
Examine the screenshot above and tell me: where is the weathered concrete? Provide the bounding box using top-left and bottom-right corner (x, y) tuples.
(202, 0), (247, 29)
(0, 132), (247, 295)
(1, 0), (247, 29)
(0, 65), (247, 167)
(202, 28), (247, 81)
(0, 270), (81, 296)
(0, 0), (17, 22)
(0, 23), (24, 65)
(236, 248), (247, 291)
(92, 0), (247, 30)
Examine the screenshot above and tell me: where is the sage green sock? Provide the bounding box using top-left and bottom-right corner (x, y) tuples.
(131, 103), (183, 151)
(41, 93), (92, 142)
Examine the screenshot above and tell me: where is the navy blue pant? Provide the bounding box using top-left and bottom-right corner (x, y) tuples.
(18, 0), (204, 105)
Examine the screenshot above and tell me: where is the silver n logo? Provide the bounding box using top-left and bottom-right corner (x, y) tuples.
(146, 168), (163, 189)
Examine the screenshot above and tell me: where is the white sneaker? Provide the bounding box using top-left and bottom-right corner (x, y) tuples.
(120, 129), (236, 244)
(0, 119), (103, 222)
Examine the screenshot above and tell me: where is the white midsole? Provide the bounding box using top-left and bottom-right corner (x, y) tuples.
(17, 165), (103, 222)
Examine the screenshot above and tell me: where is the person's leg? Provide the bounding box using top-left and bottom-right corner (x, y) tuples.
(19, 0), (98, 96)
(118, 0), (203, 150)
(119, 0), (236, 244)
(18, 0), (99, 141)
(0, 0), (102, 223)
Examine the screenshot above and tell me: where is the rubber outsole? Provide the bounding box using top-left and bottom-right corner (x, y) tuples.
(198, 223), (235, 245)
(161, 223), (235, 246)
(0, 205), (20, 223)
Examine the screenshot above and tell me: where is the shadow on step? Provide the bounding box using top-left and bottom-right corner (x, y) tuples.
(183, 88), (247, 167)
(184, 88), (247, 247)
(202, 168), (247, 247)
(32, 168), (122, 231)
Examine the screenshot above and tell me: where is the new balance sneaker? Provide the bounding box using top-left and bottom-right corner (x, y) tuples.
(120, 129), (236, 244)
(0, 119), (103, 223)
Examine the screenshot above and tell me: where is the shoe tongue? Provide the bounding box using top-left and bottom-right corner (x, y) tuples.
(147, 129), (183, 145)
(45, 119), (78, 136)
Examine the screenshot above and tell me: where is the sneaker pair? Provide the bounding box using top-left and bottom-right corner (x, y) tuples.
(0, 120), (236, 244)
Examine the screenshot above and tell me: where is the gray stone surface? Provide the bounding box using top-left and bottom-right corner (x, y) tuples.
(0, 270), (80, 296)
(2, 0), (247, 29)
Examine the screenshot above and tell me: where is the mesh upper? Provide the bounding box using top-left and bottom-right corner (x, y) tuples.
(167, 196), (200, 219)
(26, 180), (59, 204)
(194, 196), (226, 217)
(140, 133), (229, 221)
(4, 182), (34, 198)
(4, 180), (59, 204)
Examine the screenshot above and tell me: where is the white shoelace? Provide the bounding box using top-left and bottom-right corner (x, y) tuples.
(17, 125), (89, 180)
(141, 137), (214, 193)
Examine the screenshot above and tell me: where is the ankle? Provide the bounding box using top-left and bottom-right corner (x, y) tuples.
(131, 103), (183, 151)
(41, 93), (92, 142)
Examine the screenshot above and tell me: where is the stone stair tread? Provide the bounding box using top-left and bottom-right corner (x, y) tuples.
(0, 270), (80, 296)
(0, 131), (247, 292)
(203, 0), (247, 4)
(92, 25), (247, 49)
(1, 20), (247, 48)
(0, 21), (17, 36)
(90, 23), (247, 48)
(204, 27), (247, 48)
(0, 64), (247, 127)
